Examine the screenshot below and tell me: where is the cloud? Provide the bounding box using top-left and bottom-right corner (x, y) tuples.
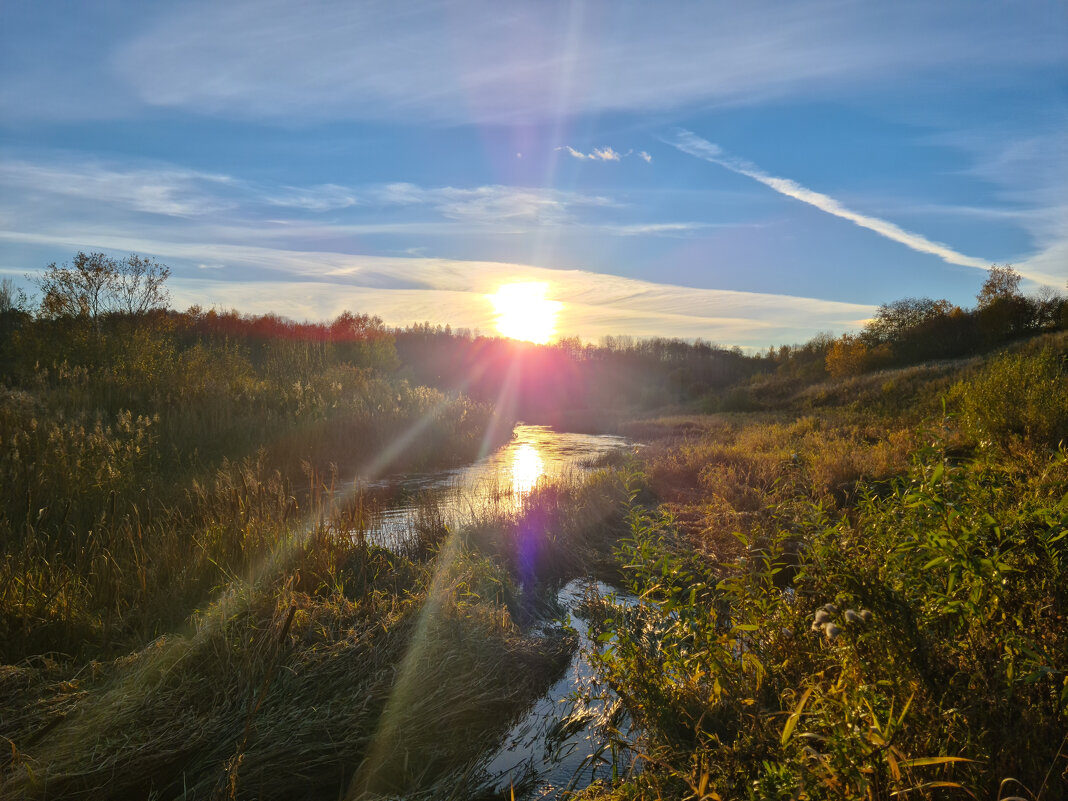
(0, 157), (618, 232)
(2, 227), (873, 347)
(950, 129), (1068, 289)
(158, 247), (876, 347)
(591, 147), (620, 162)
(423, 185), (615, 223)
(639, 151), (652, 163)
(4, 1), (1056, 125)
(669, 129), (992, 270)
(557, 145), (636, 162)
(0, 159), (235, 217)
(597, 222), (714, 237)
(265, 183), (359, 211)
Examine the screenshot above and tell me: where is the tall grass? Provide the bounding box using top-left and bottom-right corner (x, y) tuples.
(578, 345), (1068, 799)
(1, 466), (636, 800)
(0, 317), (498, 664)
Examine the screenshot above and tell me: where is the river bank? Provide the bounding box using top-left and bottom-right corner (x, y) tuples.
(1, 424), (637, 800)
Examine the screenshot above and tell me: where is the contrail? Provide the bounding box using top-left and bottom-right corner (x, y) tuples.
(670, 129), (990, 270)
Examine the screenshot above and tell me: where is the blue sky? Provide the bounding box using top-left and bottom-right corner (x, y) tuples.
(1, 0), (1065, 348)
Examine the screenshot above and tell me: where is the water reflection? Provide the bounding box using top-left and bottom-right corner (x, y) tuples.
(511, 443), (545, 497)
(359, 425), (628, 550)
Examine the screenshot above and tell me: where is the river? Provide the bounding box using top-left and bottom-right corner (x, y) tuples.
(361, 424), (637, 798)
(359, 424), (630, 551)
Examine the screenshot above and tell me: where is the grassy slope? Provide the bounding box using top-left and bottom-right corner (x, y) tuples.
(580, 332), (1068, 800)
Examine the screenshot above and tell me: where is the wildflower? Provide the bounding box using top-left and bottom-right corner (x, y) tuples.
(844, 609), (862, 624)
(823, 623), (841, 642)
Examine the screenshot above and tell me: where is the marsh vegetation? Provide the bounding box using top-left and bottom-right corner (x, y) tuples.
(1, 257), (1067, 799)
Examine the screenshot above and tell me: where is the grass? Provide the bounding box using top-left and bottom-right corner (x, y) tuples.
(4, 311), (1067, 799)
(1, 480), (623, 800)
(576, 338), (1068, 800)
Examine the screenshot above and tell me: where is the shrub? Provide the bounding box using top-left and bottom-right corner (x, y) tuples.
(951, 346), (1068, 447)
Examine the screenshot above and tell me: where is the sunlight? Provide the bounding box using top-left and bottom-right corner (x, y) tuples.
(511, 442), (544, 497)
(487, 282), (562, 344)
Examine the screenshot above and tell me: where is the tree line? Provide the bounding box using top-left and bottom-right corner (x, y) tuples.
(824, 265), (1068, 377)
(3, 254), (1065, 415)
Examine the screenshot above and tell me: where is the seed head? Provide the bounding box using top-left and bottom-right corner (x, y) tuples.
(860, 609), (873, 623)
(823, 623), (841, 641)
(813, 609), (831, 625)
(844, 609), (862, 624)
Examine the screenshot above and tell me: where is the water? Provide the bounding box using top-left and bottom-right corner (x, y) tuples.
(476, 579), (639, 799)
(360, 424), (636, 797)
(359, 424), (629, 549)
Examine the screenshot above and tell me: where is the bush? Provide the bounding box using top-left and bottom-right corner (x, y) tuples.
(951, 346), (1068, 447)
(585, 440), (1068, 800)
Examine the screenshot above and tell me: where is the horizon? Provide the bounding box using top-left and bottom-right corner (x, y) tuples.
(2, 1), (1066, 349)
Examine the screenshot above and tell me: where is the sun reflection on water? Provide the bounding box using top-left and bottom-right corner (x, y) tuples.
(511, 442), (545, 497)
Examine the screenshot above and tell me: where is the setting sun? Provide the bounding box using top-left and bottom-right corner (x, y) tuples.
(487, 282), (563, 344)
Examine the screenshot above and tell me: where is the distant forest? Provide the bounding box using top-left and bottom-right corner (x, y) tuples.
(2, 256), (1066, 427)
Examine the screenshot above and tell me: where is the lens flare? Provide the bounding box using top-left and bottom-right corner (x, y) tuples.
(487, 282), (562, 344)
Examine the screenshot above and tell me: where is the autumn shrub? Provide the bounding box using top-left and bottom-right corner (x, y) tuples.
(951, 345), (1068, 448)
(584, 440), (1068, 800)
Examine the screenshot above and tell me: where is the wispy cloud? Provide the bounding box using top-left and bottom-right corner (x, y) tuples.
(0, 157), (619, 230)
(0, 228), (874, 347)
(153, 246), (875, 347)
(669, 129), (991, 269)
(0, 160), (235, 217)
(265, 183), (359, 211)
(597, 222), (714, 237)
(935, 128), (1068, 288)
(557, 145), (626, 162)
(4, 2), (1055, 125)
(557, 146), (653, 164)
(591, 147), (620, 162)
(368, 183), (615, 224)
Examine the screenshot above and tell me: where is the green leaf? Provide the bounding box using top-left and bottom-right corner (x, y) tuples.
(897, 756), (978, 768)
(781, 686), (814, 746)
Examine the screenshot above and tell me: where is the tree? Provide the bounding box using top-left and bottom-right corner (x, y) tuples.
(862, 297), (953, 346)
(976, 264), (1022, 309)
(34, 252), (171, 320)
(975, 264), (1033, 340)
(0, 278), (28, 314)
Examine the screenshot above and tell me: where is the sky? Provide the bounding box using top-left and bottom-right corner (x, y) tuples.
(1, 0), (1066, 349)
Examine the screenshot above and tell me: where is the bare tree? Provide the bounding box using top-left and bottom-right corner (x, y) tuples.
(0, 278), (29, 314)
(34, 252), (171, 320)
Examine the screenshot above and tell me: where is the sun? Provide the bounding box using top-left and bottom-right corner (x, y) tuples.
(487, 282), (562, 344)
